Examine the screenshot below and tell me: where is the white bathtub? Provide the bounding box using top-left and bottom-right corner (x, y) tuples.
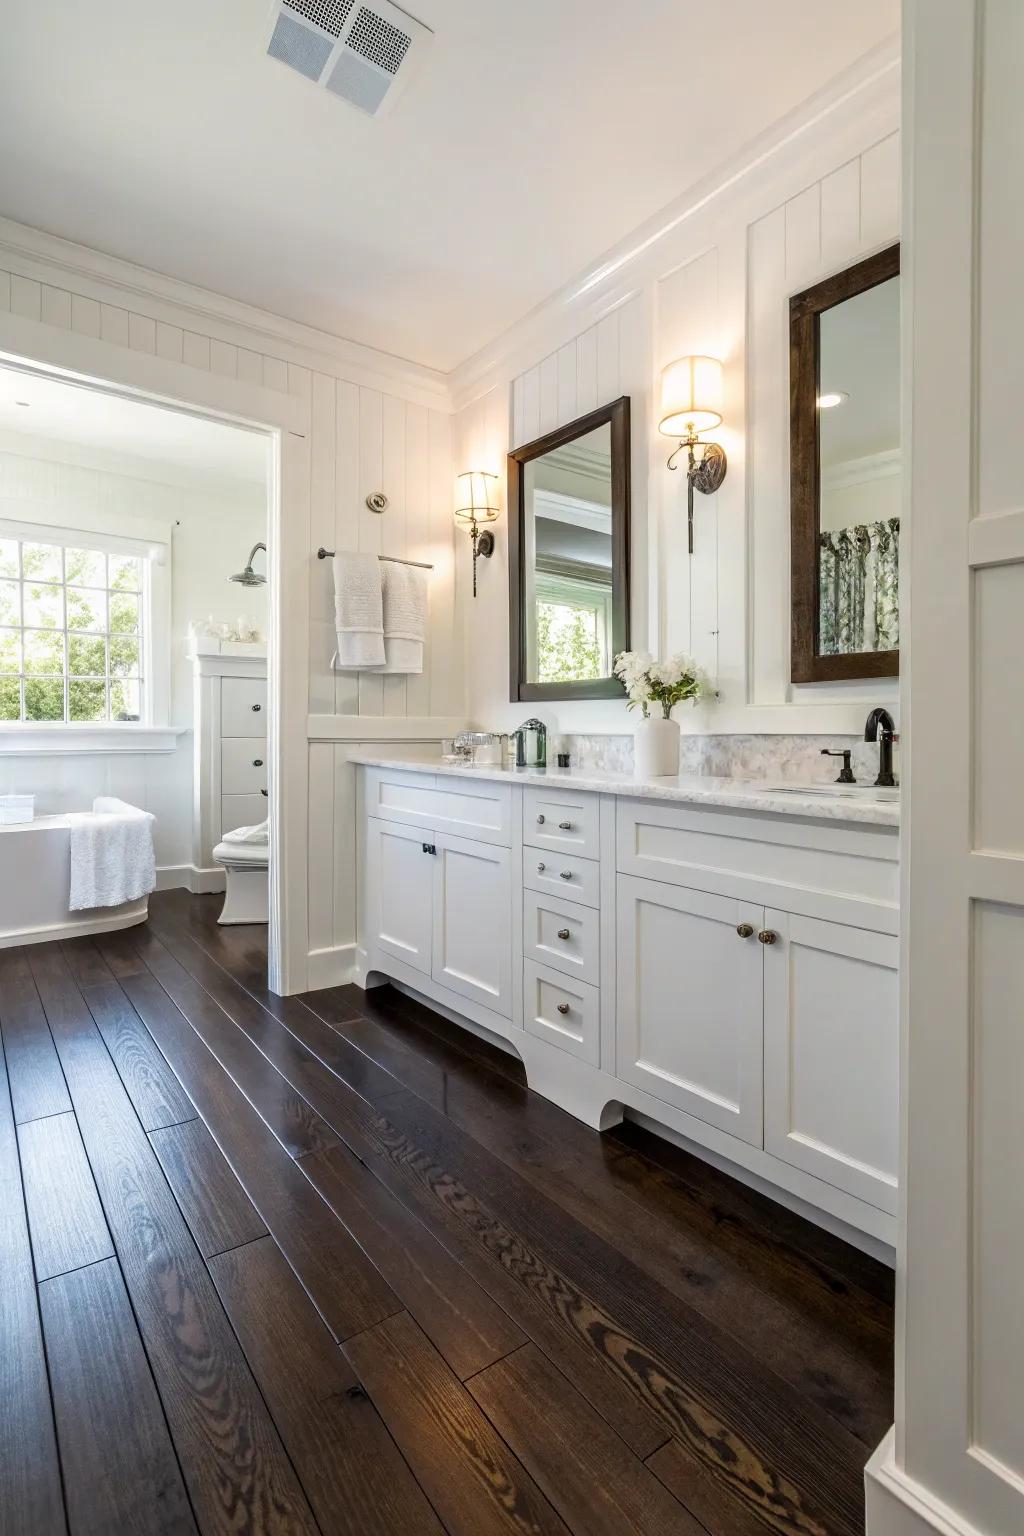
(0, 814), (149, 948)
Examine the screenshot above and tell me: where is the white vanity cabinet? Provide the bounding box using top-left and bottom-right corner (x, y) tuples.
(358, 759), (900, 1249)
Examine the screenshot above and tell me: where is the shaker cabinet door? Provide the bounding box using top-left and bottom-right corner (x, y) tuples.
(432, 832), (513, 1018)
(366, 817), (434, 978)
(615, 874), (764, 1144)
(762, 909), (899, 1212)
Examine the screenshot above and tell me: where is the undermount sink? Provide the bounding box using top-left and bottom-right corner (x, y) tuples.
(760, 782), (900, 802)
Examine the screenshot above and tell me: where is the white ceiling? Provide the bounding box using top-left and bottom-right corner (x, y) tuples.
(0, 1), (897, 373)
(0, 367), (269, 487)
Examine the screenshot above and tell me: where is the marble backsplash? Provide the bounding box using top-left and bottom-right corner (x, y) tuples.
(558, 733), (892, 783)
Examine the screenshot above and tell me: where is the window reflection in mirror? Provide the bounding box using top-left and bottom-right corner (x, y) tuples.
(818, 274), (901, 658)
(508, 396), (629, 702)
(524, 423), (613, 685)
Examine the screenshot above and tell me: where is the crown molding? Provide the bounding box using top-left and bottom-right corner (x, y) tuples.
(449, 37), (901, 412)
(0, 216), (451, 411)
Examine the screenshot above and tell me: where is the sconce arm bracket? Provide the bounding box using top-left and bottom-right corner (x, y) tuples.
(691, 441), (727, 496)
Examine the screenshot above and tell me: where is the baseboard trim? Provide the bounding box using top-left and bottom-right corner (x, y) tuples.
(307, 943), (358, 990)
(866, 1430), (985, 1536)
(154, 865), (225, 895)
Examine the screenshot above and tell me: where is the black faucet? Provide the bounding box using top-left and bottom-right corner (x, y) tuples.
(864, 707), (897, 787)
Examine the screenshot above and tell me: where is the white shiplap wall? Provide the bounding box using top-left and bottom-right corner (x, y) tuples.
(454, 63), (901, 738)
(0, 236), (462, 987)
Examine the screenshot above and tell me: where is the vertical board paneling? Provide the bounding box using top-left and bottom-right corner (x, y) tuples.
(747, 206), (788, 706)
(596, 311), (620, 403)
(155, 322), (183, 362)
(40, 285), (72, 330)
(404, 402), (432, 717)
(209, 339), (238, 379)
(538, 353), (559, 433)
(262, 356), (289, 394)
(307, 741), (335, 954)
(333, 380), (361, 714)
(128, 314), (157, 355)
(332, 744), (358, 952)
(308, 373), (337, 715)
(512, 376), (526, 448)
(860, 133), (900, 250)
(288, 364), (312, 403)
(381, 393), (408, 717)
(358, 389), (384, 716)
(520, 366), (541, 445)
(0, 270), (11, 311)
(820, 160), (862, 272)
(12, 276), (42, 321)
(70, 294), (101, 338)
(556, 342), (577, 425)
(576, 327), (598, 415)
(428, 409), (457, 714)
(181, 331), (210, 370)
(237, 349), (263, 386)
(784, 185), (822, 289)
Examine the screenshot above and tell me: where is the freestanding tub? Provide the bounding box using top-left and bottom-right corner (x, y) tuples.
(0, 814), (149, 948)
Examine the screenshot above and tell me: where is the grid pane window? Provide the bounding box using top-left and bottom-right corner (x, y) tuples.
(0, 537), (144, 723)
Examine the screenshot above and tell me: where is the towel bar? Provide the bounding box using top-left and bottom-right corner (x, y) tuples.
(316, 547), (433, 571)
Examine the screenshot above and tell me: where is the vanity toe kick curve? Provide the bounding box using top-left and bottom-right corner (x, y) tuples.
(357, 760), (899, 1251)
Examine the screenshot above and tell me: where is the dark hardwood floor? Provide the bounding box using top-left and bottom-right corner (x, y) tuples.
(0, 890), (894, 1536)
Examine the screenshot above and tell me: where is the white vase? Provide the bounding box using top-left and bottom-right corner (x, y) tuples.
(634, 715), (680, 777)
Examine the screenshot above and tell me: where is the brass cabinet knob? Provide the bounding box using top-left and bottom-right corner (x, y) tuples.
(557, 928), (571, 941)
(736, 923), (754, 938)
(758, 930), (777, 945)
(558, 820), (573, 831)
(559, 870), (573, 880)
(556, 1002), (570, 1015)
(536, 814), (546, 824)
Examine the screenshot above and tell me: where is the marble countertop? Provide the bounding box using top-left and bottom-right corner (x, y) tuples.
(348, 751), (900, 828)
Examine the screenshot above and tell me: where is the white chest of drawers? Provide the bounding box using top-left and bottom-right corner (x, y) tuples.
(192, 649), (268, 889)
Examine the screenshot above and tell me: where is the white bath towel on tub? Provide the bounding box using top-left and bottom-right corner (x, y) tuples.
(67, 797), (156, 911)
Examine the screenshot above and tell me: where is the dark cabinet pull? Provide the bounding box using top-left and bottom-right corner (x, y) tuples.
(251, 703), (262, 712)
(557, 927), (571, 941)
(422, 843), (436, 855)
(556, 1003), (570, 1016)
(253, 758), (264, 768)
(260, 789), (268, 797)
(736, 923), (754, 938)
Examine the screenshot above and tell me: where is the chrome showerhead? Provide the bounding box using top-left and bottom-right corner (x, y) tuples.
(229, 542), (267, 586)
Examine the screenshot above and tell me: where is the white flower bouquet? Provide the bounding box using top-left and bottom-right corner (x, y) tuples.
(613, 650), (707, 720)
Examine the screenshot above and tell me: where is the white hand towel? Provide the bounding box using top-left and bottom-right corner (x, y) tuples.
(67, 797), (156, 912)
(332, 551), (385, 669)
(381, 559), (428, 674)
(222, 819), (269, 846)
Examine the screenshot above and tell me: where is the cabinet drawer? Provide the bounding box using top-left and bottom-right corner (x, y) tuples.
(523, 846), (600, 909)
(523, 889), (599, 985)
(365, 768), (511, 847)
(222, 738), (268, 796)
(221, 792), (268, 837)
(523, 786), (600, 860)
(523, 961), (600, 1066)
(222, 678), (267, 737)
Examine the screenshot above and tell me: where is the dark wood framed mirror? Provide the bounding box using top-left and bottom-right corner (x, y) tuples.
(791, 244), (900, 683)
(508, 396), (630, 701)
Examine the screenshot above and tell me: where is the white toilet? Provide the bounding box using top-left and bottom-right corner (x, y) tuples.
(212, 820), (269, 925)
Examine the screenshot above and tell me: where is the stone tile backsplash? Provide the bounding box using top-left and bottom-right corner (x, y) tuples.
(559, 733), (890, 782)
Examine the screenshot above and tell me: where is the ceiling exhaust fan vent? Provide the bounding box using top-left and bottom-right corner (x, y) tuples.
(266, 0), (431, 116)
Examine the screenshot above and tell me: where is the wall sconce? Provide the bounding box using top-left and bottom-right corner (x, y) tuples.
(658, 355), (728, 555)
(455, 470), (499, 596)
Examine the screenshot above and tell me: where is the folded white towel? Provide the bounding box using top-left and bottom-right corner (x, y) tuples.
(222, 819), (269, 846)
(67, 797), (156, 912)
(381, 559), (428, 674)
(332, 551), (385, 669)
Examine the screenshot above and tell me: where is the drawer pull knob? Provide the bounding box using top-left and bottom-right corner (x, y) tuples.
(556, 1002), (570, 1016)
(251, 703), (262, 712)
(536, 814), (546, 825)
(260, 789), (268, 798)
(558, 820), (573, 831)
(559, 870), (573, 880)
(758, 930), (777, 945)
(557, 927), (571, 941)
(253, 758), (264, 768)
(736, 923), (754, 938)
(422, 843), (436, 855)
(537, 862), (546, 873)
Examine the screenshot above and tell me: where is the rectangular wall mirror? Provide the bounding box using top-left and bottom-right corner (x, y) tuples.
(507, 397), (630, 701)
(790, 244), (900, 683)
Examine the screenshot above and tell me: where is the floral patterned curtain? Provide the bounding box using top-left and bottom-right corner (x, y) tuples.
(819, 518), (900, 655)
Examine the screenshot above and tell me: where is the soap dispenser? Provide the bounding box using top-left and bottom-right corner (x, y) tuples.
(513, 718), (547, 768)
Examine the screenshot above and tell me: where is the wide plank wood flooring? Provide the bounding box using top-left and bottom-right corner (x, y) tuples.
(0, 891), (894, 1536)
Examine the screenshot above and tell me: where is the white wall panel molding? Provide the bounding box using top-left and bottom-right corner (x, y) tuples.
(307, 716), (467, 740)
(449, 41), (900, 412)
(0, 216), (450, 412)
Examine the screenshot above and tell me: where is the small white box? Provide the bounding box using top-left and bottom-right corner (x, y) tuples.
(0, 794), (35, 824)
